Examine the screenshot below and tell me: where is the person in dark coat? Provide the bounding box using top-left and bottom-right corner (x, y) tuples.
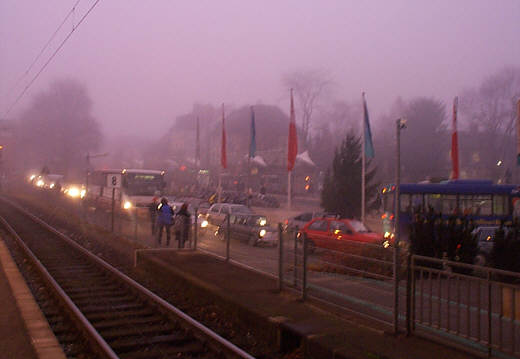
(175, 202), (191, 248)
(156, 197), (174, 246)
(148, 193), (160, 235)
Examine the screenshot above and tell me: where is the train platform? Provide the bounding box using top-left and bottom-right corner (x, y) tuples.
(138, 249), (477, 359)
(0, 238), (66, 359)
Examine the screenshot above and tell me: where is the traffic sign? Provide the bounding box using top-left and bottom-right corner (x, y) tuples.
(107, 174), (121, 188)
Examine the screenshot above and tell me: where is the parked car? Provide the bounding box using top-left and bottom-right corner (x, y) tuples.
(199, 203), (254, 233)
(283, 211), (326, 232)
(216, 213), (278, 247)
(298, 217), (388, 252)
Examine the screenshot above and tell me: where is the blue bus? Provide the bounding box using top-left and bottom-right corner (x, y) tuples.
(381, 180), (520, 240)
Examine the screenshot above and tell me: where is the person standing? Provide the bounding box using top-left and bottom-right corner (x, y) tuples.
(156, 198), (174, 246)
(148, 193), (160, 235)
(175, 202), (191, 249)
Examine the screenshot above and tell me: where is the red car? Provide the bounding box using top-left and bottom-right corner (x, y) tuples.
(299, 217), (388, 252)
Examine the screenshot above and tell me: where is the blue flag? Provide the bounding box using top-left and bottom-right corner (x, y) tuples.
(249, 106), (256, 158)
(363, 94), (375, 159)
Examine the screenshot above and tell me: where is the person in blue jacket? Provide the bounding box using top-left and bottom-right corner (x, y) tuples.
(156, 197), (174, 246)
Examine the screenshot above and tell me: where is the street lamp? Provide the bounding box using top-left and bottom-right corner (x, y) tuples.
(394, 118), (406, 334)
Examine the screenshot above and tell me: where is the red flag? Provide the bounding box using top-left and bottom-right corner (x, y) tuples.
(451, 96), (459, 179)
(288, 89), (298, 171)
(221, 104), (227, 169)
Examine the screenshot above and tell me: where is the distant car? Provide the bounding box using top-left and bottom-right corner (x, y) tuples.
(216, 213), (278, 247)
(199, 203), (254, 232)
(299, 217), (388, 252)
(283, 211), (326, 232)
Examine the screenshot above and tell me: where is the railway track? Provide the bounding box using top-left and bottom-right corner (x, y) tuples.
(0, 198), (256, 359)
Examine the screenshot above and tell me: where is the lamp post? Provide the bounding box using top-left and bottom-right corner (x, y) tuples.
(394, 118), (406, 334)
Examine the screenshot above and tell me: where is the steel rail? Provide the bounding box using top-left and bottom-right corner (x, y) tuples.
(0, 214), (119, 359)
(0, 196), (256, 359)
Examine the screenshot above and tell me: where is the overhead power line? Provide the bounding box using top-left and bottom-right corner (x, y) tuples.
(3, 0), (82, 102)
(2, 0), (101, 118)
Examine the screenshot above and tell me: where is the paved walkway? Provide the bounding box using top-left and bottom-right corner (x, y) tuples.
(138, 249), (477, 359)
(0, 238), (65, 359)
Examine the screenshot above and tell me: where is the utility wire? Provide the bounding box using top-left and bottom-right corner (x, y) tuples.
(2, 0), (101, 118)
(3, 0), (82, 104)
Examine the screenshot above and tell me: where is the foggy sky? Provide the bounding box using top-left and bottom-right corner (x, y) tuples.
(1, 0), (519, 138)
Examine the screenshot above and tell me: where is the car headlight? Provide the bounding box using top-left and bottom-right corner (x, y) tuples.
(383, 240), (390, 249)
(259, 229), (266, 237)
(200, 220), (208, 228)
(36, 179), (44, 187)
(67, 187), (80, 198)
(49, 183), (55, 189)
(80, 189), (86, 198)
(259, 218), (267, 226)
(123, 201), (132, 209)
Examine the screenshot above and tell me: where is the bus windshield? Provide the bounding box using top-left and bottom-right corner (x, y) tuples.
(124, 173), (164, 196)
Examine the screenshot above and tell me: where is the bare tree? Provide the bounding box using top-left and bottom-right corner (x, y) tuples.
(283, 69), (333, 149)
(459, 66), (520, 181)
(16, 78), (102, 179)
(461, 66), (520, 135)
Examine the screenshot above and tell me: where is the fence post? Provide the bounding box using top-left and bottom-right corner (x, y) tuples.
(193, 208), (198, 250)
(487, 270), (492, 358)
(133, 207), (138, 240)
(226, 214), (230, 262)
(393, 243), (400, 334)
(406, 253), (412, 336)
(278, 223), (283, 292)
(302, 232), (308, 301)
(293, 230), (298, 287)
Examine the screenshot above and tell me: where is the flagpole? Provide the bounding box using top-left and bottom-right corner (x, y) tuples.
(218, 103), (225, 203)
(196, 116), (200, 169)
(362, 93), (366, 223)
(451, 96), (460, 180)
(218, 169), (222, 203)
(288, 171), (292, 210)
(516, 99), (520, 182)
(287, 88), (297, 211)
(247, 106), (254, 208)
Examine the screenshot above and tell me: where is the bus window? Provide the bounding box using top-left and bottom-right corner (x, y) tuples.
(425, 194), (442, 212)
(124, 173), (164, 196)
(442, 195), (458, 215)
(493, 195), (508, 216)
(460, 195), (491, 216)
(411, 194), (423, 213)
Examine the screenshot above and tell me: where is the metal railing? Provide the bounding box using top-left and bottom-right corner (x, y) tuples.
(411, 255), (520, 358)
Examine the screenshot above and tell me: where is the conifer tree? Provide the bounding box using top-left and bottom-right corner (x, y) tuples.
(320, 130), (378, 218)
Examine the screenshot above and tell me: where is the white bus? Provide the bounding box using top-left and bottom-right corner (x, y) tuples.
(88, 168), (166, 211)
